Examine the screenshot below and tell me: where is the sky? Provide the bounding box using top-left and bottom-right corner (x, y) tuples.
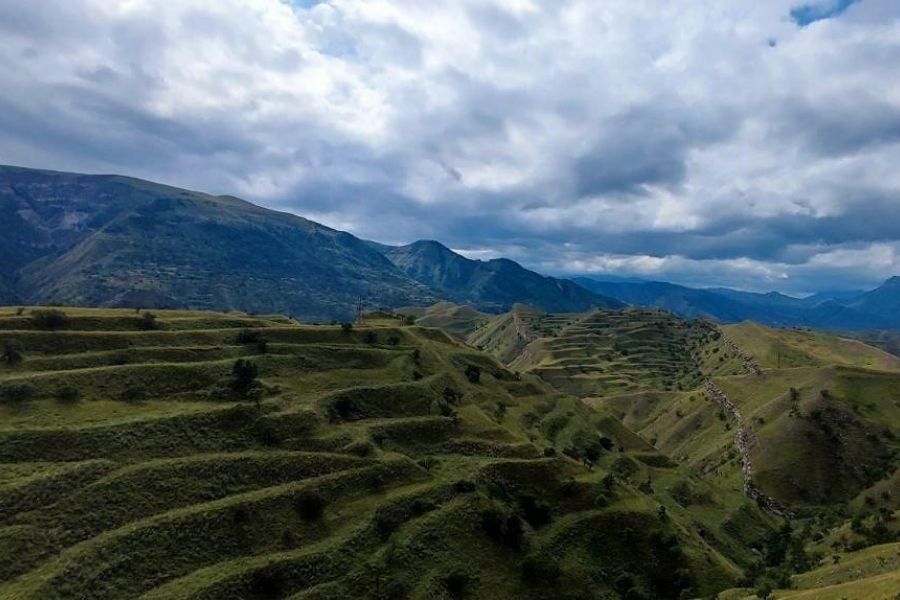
(1, 0), (900, 294)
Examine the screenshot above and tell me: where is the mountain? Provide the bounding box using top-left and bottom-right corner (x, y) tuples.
(0, 165), (616, 320)
(0, 165), (441, 321)
(572, 276), (900, 329)
(383, 240), (623, 313)
(844, 276), (900, 320)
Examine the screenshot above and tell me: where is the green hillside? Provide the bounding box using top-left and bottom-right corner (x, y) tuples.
(469, 307), (747, 396)
(0, 306), (775, 600)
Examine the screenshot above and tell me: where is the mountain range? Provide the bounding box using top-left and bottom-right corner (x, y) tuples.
(0, 165), (618, 320)
(573, 276), (900, 329)
(3, 164), (898, 329)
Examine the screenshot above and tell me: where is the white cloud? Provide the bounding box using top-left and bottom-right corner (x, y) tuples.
(0, 0), (899, 291)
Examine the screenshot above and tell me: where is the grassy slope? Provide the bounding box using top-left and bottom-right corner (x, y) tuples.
(0, 307), (747, 600)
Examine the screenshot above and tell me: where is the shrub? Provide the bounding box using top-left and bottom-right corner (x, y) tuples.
(55, 386), (81, 404)
(1, 383), (37, 403)
(15, 307), (25, 316)
(31, 309), (69, 330)
(249, 570), (284, 599)
(364, 331), (378, 344)
(231, 359), (259, 397)
(520, 496), (552, 528)
(138, 312), (159, 330)
(464, 364), (481, 384)
(120, 386), (147, 402)
(294, 490), (327, 520)
(387, 335), (400, 346)
(235, 329), (262, 344)
(2, 343), (23, 366)
(341, 322), (353, 333)
(443, 571), (469, 598)
(521, 555), (561, 585)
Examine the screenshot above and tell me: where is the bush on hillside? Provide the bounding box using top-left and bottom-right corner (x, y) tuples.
(232, 359), (259, 397)
(294, 490), (327, 520)
(443, 571), (470, 598)
(341, 322), (353, 333)
(55, 386), (81, 404)
(235, 329), (262, 344)
(31, 309), (70, 330)
(138, 312), (159, 330)
(1, 383), (37, 404)
(464, 364), (481, 384)
(2, 343), (23, 366)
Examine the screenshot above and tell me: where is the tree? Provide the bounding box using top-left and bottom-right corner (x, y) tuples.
(55, 386), (81, 404)
(138, 311), (159, 330)
(2, 343), (23, 366)
(232, 359), (260, 406)
(341, 322), (353, 333)
(2, 383), (37, 404)
(31, 309), (69, 330)
(294, 490), (326, 520)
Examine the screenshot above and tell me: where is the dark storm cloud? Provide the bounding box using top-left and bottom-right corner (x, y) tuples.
(572, 103), (738, 196)
(776, 96), (900, 156)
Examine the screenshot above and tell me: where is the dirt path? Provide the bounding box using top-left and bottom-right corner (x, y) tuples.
(705, 380), (789, 516)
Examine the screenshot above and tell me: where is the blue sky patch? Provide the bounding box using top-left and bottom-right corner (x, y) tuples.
(790, 0), (862, 26)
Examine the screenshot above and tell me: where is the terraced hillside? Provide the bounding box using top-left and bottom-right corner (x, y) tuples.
(469, 306), (747, 397)
(0, 306), (782, 600)
(590, 323), (900, 599)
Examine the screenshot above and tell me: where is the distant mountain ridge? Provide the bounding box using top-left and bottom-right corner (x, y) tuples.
(382, 240), (622, 313)
(0, 164), (617, 319)
(572, 276), (900, 329)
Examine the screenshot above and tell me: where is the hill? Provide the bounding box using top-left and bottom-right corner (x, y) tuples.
(572, 276), (900, 330)
(0, 165), (619, 322)
(467, 306), (747, 397)
(0, 305), (781, 600)
(384, 240), (622, 313)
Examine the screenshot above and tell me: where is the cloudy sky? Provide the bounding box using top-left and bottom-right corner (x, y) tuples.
(2, 0), (900, 294)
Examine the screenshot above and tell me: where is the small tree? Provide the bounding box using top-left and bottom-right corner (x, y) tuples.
(464, 364), (481, 384)
(294, 490), (326, 520)
(341, 322), (353, 333)
(31, 309), (69, 330)
(2, 343), (23, 366)
(2, 383), (37, 404)
(55, 386), (82, 404)
(232, 359), (260, 406)
(138, 312), (159, 330)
